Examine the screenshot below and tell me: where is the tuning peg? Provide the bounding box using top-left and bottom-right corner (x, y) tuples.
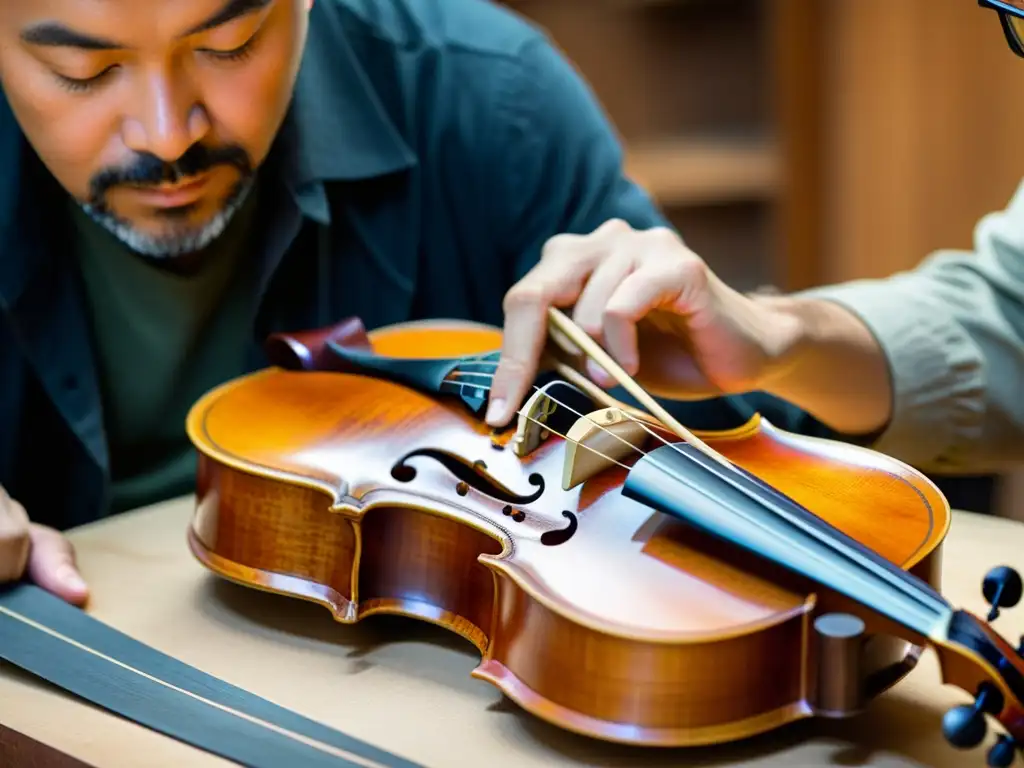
(944, 704), (988, 748)
(987, 734), (1019, 767)
(944, 683), (1004, 749)
(983, 566), (1023, 621)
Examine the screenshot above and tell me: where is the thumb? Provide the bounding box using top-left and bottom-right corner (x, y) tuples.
(26, 524), (89, 606)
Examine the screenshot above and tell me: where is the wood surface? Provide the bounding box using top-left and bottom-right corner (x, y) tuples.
(0, 723), (96, 768)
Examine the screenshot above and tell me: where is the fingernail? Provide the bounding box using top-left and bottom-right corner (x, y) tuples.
(58, 564), (86, 592)
(486, 398), (506, 424)
(586, 360), (611, 386)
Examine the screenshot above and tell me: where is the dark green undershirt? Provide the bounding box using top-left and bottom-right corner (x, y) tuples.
(70, 189), (259, 514)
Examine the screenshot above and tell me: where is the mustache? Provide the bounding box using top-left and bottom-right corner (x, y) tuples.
(87, 143), (252, 208)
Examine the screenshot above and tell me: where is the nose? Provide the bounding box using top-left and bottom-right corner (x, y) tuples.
(122, 67), (211, 162)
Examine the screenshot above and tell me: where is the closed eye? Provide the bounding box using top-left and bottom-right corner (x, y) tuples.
(52, 28), (261, 93)
(55, 64), (117, 92)
(197, 28), (261, 62)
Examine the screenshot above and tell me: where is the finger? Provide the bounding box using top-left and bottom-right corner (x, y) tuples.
(575, 227), (692, 388)
(584, 358), (620, 389)
(0, 495), (30, 583)
(26, 524), (89, 605)
(600, 262), (689, 376)
(570, 248), (638, 344)
(487, 254), (605, 426)
(573, 250), (641, 389)
(487, 220), (635, 426)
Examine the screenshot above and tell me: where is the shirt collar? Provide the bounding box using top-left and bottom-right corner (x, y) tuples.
(273, 4), (418, 222)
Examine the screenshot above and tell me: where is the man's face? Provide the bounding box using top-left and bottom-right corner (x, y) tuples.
(0, 0), (310, 258)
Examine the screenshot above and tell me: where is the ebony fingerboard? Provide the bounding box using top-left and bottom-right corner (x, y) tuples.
(0, 584), (424, 768)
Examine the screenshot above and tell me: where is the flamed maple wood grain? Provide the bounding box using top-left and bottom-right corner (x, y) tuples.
(185, 320), (950, 746)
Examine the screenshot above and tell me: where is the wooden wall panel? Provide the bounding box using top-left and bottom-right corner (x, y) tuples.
(768, 0), (824, 290)
(818, 0), (1024, 516)
(820, 0), (1024, 283)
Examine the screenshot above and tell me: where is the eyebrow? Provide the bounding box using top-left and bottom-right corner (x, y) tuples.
(187, 0), (273, 36)
(20, 0), (273, 50)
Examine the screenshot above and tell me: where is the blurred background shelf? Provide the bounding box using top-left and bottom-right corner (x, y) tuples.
(500, 0), (821, 294)
(624, 136), (780, 206)
(498, 0), (1024, 515)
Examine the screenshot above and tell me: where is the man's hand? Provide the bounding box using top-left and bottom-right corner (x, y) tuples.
(485, 219), (805, 426)
(0, 485), (89, 605)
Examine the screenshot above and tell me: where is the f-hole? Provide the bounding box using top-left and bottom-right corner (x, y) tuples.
(390, 448), (546, 505)
(540, 511), (578, 547)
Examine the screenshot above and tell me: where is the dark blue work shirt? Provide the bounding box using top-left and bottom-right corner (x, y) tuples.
(0, 0), (828, 530)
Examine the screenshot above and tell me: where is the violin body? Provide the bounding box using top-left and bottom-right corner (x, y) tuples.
(185, 318), (951, 747)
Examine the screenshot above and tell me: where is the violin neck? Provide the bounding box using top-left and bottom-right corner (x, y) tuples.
(622, 442), (953, 642)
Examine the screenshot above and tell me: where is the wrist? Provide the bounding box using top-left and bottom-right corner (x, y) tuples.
(745, 292), (893, 436)
(747, 293), (819, 389)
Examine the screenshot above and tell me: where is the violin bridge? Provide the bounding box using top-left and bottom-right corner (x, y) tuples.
(561, 408), (648, 490)
(509, 384), (561, 458)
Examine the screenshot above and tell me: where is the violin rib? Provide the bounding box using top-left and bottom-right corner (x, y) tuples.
(185, 319), (949, 747)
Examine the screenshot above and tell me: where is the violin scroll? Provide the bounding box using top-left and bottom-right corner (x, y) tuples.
(934, 568), (1024, 765)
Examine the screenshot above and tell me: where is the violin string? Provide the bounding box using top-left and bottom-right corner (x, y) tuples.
(447, 372), (944, 624)
(444, 364), (949, 618)
(446, 370), (651, 460)
(452, 365), (949, 616)
(443, 375), (633, 469)
(496, 400), (631, 470)
(451, 350), (713, 465)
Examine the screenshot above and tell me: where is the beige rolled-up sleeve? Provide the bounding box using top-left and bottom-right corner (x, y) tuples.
(796, 180), (1024, 474)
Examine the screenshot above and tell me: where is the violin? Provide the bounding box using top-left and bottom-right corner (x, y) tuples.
(184, 309), (1024, 765)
